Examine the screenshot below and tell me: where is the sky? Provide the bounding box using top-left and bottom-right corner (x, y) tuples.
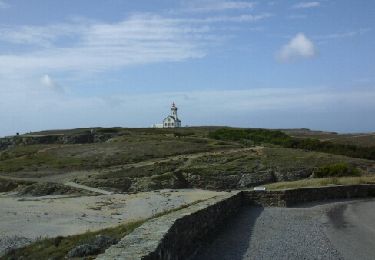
(0, 0), (374, 136)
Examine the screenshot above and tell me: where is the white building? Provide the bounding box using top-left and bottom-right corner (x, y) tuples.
(152, 103), (182, 128)
(163, 102), (181, 128)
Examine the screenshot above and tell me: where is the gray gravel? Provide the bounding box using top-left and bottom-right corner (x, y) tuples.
(323, 200), (375, 260)
(195, 203), (349, 260)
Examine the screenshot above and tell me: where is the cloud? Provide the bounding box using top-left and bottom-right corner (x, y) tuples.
(196, 13), (273, 23)
(183, 0), (255, 12)
(0, 23), (87, 47)
(0, 0), (9, 9)
(40, 74), (64, 94)
(0, 12), (272, 75)
(277, 33), (316, 62)
(1, 86), (375, 136)
(315, 28), (371, 41)
(292, 1), (320, 9)
(0, 14), (212, 75)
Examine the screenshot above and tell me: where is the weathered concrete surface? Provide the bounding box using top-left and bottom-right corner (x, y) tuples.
(0, 189), (223, 256)
(96, 192), (242, 260)
(195, 199), (375, 260)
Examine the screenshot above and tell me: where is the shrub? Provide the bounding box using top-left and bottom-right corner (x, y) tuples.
(208, 128), (292, 145)
(313, 163), (360, 178)
(209, 128), (375, 160)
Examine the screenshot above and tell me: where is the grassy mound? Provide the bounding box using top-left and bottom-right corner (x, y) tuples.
(313, 163), (360, 178)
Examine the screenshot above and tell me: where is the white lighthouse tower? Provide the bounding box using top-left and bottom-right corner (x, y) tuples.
(162, 102), (181, 128)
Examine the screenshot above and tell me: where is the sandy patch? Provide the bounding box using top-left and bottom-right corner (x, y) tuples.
(0, 189), (225, 255)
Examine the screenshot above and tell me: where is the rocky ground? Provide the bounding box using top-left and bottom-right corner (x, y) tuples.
(194, 199), (375, 260)
(0, 189), (224, 256)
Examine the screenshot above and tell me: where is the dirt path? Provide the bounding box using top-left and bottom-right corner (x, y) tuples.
(64, 182), (113, 195)
(0, 147), (260, 185)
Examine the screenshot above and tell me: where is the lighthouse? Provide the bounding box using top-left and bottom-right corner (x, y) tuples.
(162, 102), (182, 128)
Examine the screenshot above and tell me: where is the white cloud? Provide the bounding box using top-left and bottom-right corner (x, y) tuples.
(40, 74), (64, 94)
(292, 1), (320, 9)
(277, 33), (316, 62)
(183, 0), (255, 12)
(0, 0), (9, 9)
(1, 86), (375, 136)
(315, 28), (371, 41)
(196, 13), (273, 23)
(0, 14), (211, 74)
(0, 23), (86, 47)
(0, 12), (272, 75)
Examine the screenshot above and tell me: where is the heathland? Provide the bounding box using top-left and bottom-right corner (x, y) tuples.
(1, 127), (375, 194)
(1, 127), (375, 259)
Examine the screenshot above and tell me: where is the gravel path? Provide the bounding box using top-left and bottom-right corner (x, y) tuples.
(195, 200), (375, 260)
(323, 200), (375, 260)
(64, 181), (113, 195)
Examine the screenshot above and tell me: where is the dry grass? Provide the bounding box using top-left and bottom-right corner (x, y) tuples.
(264, 175), (375, 190)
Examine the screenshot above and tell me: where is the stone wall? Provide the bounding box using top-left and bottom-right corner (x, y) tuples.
(243, 184), (375, 207)
(96, 192), (242, 260)
(97, 185), (375, 260)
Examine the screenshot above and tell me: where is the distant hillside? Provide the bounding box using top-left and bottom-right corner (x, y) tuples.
(0, 126), (374, 192)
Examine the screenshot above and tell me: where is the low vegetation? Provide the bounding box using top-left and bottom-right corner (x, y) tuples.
(0, 130), (238, 174)
(209, 128), (375, 160)
(313, 163), (360, 178)
(264, 175), (375, 190)
(2, 220), (143, 260)
(80, 146), (373, 192)
(0, 127), (374, 192)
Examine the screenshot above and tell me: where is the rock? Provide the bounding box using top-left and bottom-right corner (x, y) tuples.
(16, 182), (92, 196)
(238, 170), (275, 188)
(67, 244), (101, 258)
(66, 235), (119, 258)
(273, 168), (313, 182)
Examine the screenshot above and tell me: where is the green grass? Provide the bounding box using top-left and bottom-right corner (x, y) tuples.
(0, 133), (239, 174)
(209, 128), (375, 160)
(80, 146), (374, 192)
(2, 221), (143, 260)
(313, 163), (360, 178)
(264, 175), (375, 190)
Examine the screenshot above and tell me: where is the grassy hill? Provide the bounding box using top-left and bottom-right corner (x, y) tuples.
(0, 127), (374, 192)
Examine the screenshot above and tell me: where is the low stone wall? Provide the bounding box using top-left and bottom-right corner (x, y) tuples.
(97, 185), (375, 260)
(244, 184), (375, 207)
(96, 192), (242, 260)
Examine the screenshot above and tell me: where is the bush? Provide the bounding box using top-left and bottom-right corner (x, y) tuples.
(208, 128), (292, 146)
(313, 163), (360, 178)
(209, 128), (375, 160)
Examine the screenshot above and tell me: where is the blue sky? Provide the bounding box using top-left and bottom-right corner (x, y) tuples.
(0, 0), (374, 136)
